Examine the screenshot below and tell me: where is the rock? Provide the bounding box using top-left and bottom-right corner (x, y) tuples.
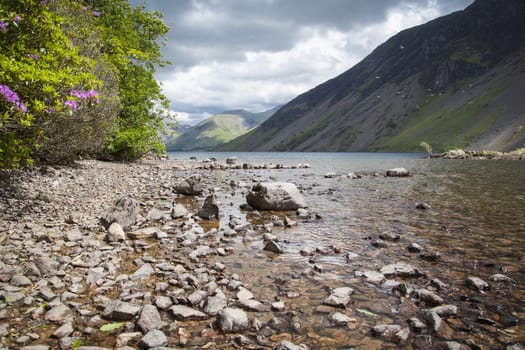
(139, 329), (167, 349)
(329, 312), (356, 325)
(102, 301), (141, 321)
(466, 276), (490, 291)
(371, 324), (402, 340)
(363, 270), (385, 284)
(107, 222), (126, 242)
(155, 296), (173, 310)
(20, 346), (50, 350)
(65, 228), (83, 242)
(284, 216), (297, 228)
(137, 304), (162, 333)
(197, 194), (219, 220)
(421, 311), (442, 332)
(246, 182), (306, 211)
(131, 263), (154, 281)
(35, 254), (57, 276)
(429, 304), (458, 317)
(116, 332), (142, 348)
(127, 227), (158, 240)
(169, 305), (208, 320)
(52, 321), (74, 338)
(264, 240), (283, 254)
(323, 287), (353, 308)
(226, 157), (237, 165)
(407, 243), (423, 253)
(174, 174), (203, 195)
(146, 208), (170, 222)
(371, 239), (387, 248)
(435, 341), (471, 350)
(171, 203), (188, 219)
(216, 308), (249, 333)
(416, 289), (444, 306)
(344, 252), (359, 262)
(386, 167), (409, 177)
(416, 202), (431, 210)
(10, 275), (32, 287)
(408, 317), (427, 332)
(273, 340), (308, 350)
(204, 294), (227, 316)
(238, 298), (269, 312)
(380, 262), (423, 278)
(489, 273), (515, 283)
(419, 251), (441, 261)
(45, 304), (73, 322)
(100, 196), (139, 230)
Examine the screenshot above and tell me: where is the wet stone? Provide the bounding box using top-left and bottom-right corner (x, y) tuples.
(380, 262), (423, 278)
(323, 287), (353, 308)
(363, 270), (385, 284)
(416, 288), (444, 306)
(264, 240), (283, 254)
(329, 312), (356, 325)
(273, 340), (309, 350)
(465, 276), (490, 291)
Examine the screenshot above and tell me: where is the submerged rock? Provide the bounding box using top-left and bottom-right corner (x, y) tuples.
(380, 262), (423, 278)
(246, 182), (306, 211)
(386, 168), (410, 177)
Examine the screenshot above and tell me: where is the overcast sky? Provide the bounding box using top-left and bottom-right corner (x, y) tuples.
(129, 0), (473, 125)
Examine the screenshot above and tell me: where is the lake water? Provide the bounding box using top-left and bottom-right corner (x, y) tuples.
(168, 152), (525, 349)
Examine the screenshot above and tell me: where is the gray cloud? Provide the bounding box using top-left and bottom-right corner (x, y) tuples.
(129, 0), (473, 124)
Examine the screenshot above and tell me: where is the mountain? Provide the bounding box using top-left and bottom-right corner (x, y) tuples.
(165, 107), (277, 151)
(223, 0), (525, 152)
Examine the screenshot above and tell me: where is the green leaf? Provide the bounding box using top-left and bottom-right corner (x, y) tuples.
(100, 322), (124, 332)
(356, 308), (380, 317)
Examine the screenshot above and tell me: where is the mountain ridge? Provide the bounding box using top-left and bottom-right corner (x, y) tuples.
(222, 0), (525, 152)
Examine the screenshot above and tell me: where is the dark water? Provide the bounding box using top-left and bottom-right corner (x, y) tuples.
(169, 152), (525, 349)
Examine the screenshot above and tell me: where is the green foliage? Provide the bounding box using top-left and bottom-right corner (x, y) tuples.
(419, 141), (432, 156)
(71, 339), (82, 348)
(0, 0), (171, 168)
(100, 322), (124, 332)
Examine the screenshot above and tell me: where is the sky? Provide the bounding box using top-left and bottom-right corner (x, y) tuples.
(129, 0), (474, 125)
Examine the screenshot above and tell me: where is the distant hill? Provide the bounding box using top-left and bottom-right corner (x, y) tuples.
(165, 107), (277, 151)
(223, 0), (525, 152)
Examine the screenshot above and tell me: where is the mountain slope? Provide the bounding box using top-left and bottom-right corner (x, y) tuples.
(165, 108), (277, 151)
(223, 0), (525, 152)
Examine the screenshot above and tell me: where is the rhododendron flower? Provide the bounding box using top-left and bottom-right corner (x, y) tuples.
(0, 21), (6, 33)
(64, 100), (78, 110)
(13, 15), (21, 24)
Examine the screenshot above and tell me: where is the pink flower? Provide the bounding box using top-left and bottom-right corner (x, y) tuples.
(13, 15), (21, 24)
(0, 21), (6, 33)
(64, 100), (78, 110)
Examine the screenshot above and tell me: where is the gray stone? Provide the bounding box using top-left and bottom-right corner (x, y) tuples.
(174, 174), (203, 195)
(65, 228), (83, 242)
(10, 275), (32, 287)
(52, 321), (74, 338)
(107, 222), (126, 242)
(323, 287), (353, 308)
(171, 203), (188, 219)
(35, 255), (57, 276)
(100, 196), (139, 230)
(197, 194), (219, 220)
(246, 182), (306, 211)
(386, 167), (409, 177)
(169, 305), (208, 320)
(371, 324), (402, 338)
(363, 270), (385, 284)
(137, 305), (162, 333)
(490, 273), (515, 283)
(102, 301), (141, 321)
(20, 346), (50, 350)
(45, 304), (73, 322)
(466, 276), (490, 291)
(429, 304), (458, 317)
(273, 340), (308, 350)
(329, 312), (356, 325)
(435, 341), (471, 350)
(264, 240), (283, 254)
(146, 208), (170, 222)
(131, 263), (154, 281)
(128, 227), (158, 240)
(238, 298), (269, 312)
(416, 289), (444, 306)
(380, 262), (423, 278)
(216, 308), (249, 333)
(155, 296), (173, 310)
(139, 329), (167, 349)
(204, 294), (227, 316)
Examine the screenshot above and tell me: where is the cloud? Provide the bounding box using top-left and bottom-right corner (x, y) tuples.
(130, 0), (473, 124)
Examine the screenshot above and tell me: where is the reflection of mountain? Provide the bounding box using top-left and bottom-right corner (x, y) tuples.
(165, 107), (277, 151)
(223, 0), (525, 152)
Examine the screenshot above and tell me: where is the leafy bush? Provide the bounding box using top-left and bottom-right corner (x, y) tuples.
(0, 0), (171, 168)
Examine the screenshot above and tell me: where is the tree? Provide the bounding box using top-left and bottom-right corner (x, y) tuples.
(89, 0), (171, 160)
(0, 0), (171, 168)
(419, 141), (433, 157)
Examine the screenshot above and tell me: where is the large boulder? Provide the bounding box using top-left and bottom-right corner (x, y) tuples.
(174, 174), (203, 195)
(100, 196), (139, 230)
(246, 182), (306, 211)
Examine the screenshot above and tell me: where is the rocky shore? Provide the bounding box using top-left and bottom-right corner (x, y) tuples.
(429, 148), (525, 160)
(0, 158), (523, 350)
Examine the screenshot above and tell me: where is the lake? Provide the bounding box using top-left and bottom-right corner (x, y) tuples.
(168, 152), (525, 348)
